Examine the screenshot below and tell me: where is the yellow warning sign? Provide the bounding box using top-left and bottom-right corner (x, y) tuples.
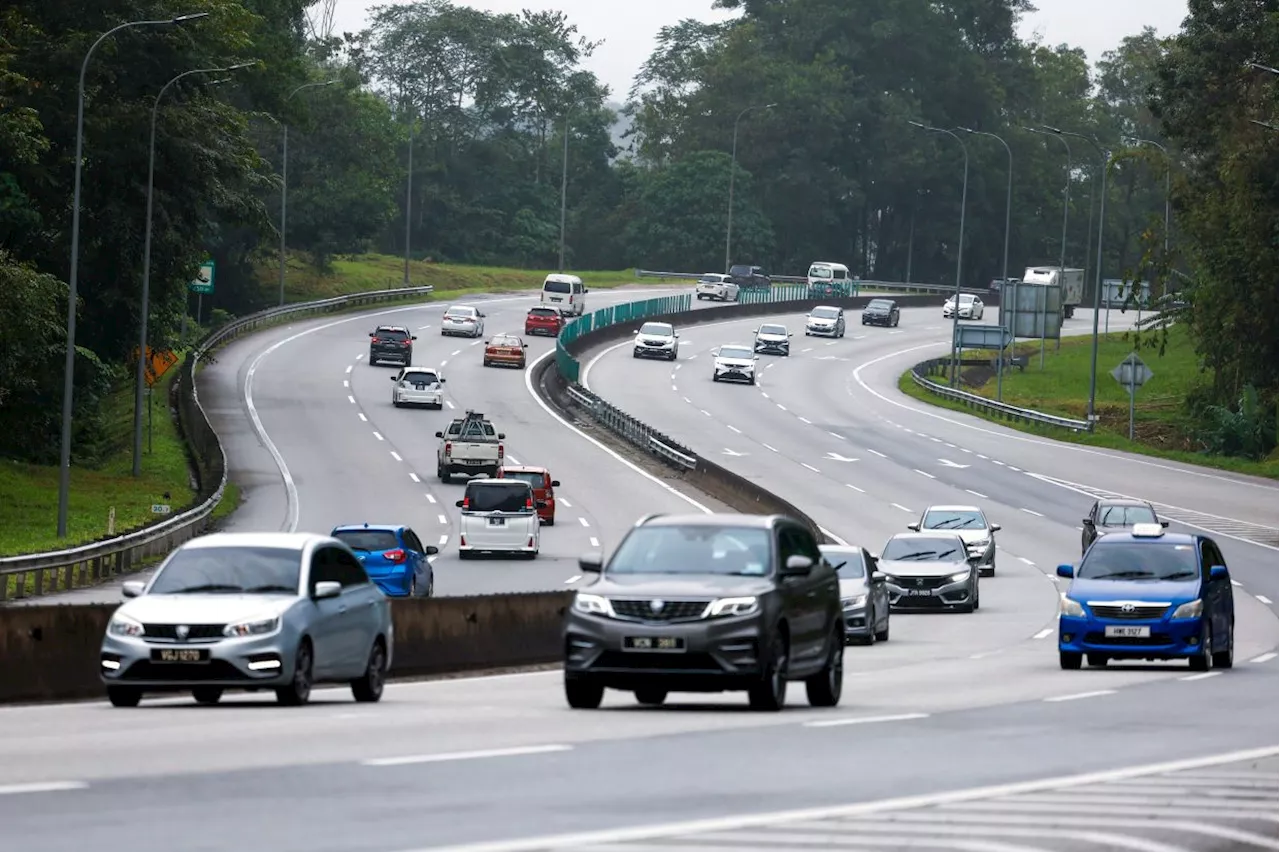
(144, 348), (179, 387)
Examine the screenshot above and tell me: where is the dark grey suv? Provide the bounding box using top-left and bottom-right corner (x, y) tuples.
(562, 513), (845, 712)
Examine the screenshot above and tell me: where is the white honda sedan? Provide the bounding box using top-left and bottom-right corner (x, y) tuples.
(943, 294), (984, 320)
(441, 305), (485, 337)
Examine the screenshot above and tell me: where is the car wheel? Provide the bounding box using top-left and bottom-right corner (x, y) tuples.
(439, 467), (451, 484)
(564, 676), (604, 709)
(712, 373), (720, 382)
(1189, 626), (1213, 671)
(276, 639), (313, 706)
(107, 686), (142, 707)
(875, 613), (890, 642)
(192, 687), (223, 705)
(393, 399), (401, 408)
(1212, 619), (1234, 669)
(1087, 653), (1108, 667)
(748, 375), (756, 385)
(351, 639), (388, 703)
(458, 550), (473, 561)
(748, 631), (788, 711)
(973, 580), (980, 610)
(1059, 651), (1082, 670)
(805, 627), (844, 708)
(634, 688), (667, 706)
(545, 515), (555, 526)
(893, 315), (899, 327)
(410, 576), (418, 597)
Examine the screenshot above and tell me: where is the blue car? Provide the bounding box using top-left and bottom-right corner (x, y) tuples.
(330, 524), (437, 598)
(1056, 523), (1234, 671)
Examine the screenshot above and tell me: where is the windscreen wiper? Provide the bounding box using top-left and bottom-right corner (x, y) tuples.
(170, 583), (244, 593)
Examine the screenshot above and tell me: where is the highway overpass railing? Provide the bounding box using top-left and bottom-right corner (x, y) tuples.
(0, 285), (435, 602)
(909, 356), (1093, 432)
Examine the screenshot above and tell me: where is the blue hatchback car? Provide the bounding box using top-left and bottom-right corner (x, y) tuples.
(1056, 523), (1234, 671)
(330, 524), (437, 597)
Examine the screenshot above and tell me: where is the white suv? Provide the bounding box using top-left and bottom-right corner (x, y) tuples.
(633, 321), (678, 361)
(455, 479), (541, 560)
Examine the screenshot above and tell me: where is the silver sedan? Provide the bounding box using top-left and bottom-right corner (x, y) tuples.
(99, 532), (394, 707)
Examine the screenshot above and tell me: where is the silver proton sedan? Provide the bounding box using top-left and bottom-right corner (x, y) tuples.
(99, 532), (394, 708)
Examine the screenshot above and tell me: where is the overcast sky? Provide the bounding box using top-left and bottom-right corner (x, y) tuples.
(326, 0), (1190, 101)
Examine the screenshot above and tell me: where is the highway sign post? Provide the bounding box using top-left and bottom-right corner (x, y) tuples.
(1110, 351), (1154, 440)
(953, 323), (1015, 402)
(185, 260), (215, 339)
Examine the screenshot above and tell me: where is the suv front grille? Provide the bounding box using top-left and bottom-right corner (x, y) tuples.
(143, 624), (226, 641)
(610, 599), (711, 622)
(1088, 603), (1170, 620)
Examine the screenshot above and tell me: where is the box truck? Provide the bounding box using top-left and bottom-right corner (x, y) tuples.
(1021, 266), (1085, 318)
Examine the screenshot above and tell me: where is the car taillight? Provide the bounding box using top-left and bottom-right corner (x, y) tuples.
(568, 295), (573, 304)
(498, 444), (504, 460)
(461, 497), (469, 509)
(445, 442), (452, 456)
(459, 534), (466, 546)
(525, 496), (533, 510)
(370, 337), (380, 343)
(527, 536), (534, 547)
(383, 549), (406, 563)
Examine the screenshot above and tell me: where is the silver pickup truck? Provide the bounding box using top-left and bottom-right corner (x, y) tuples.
(436, 410), (506, 482)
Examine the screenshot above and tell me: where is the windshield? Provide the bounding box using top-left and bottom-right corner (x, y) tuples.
(759, 324), (786, 336)
(881, 536), (966, 562)
(332, 530), (400, 552)
(607, 525), (772, 576)
(718, 346), (753, 360)
(811, 307), (839, 319)
(376, 329), (408, 340)
(401, 371), (439, 384)
(868, 299), (892, 310)
(544, 280), (571, 293)
(639, 323), (673, 336)
(922, 510), (987, 530)
(698, 275), (724, 284)
(465, 482), (533, 513)
(150, 546), (301, 595)
(1097, 505), (1158, 526)
(501, 471), (544, 489)
(1077, 541), (1199, 581)
(809, 266), (833, 279)
(820, 547), (865, 578)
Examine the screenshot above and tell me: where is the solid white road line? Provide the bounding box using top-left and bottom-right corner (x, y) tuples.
(1032, 628), (1054, 639)
(1180, 672), (1222, 682)
(804, 713), (929, 728)
(1045, 690), (1116, 703)
(362, 744), (572, 767)
(1250, 653), (1277, 664)
(0, 781), (88, 796)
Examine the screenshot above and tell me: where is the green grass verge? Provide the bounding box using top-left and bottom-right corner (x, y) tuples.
(898, 325), (1277, 479)
(0, 365), (198, 568)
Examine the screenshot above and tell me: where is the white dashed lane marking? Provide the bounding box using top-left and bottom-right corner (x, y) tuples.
(867, 449), (888, 459)
(763, 443), (779, 453)
(1181, 672), (1222, 682)
(966, 489), (988, 499)
(409, 473), (420, 483)
(1251, 653), (1277, 663)
(1044, 690), (1116, 703)
(426, 495), (437, 504)
(437, 514), (448, 525)
(578, 517), (590, 528)
(1017, 557), (1035, 566)
(390, 451), (402, 462)
(559, 497), (573, 508)
(346, 365), (353, 373)
(589, 537), (599, 548)
(913, 469), (935, 479)
(373, 432), (384, 441)
(891, 503), (912, 513)
(1257, 595), (1274, 604)
(343, 380), (349, 388)
(358, 413), (368, 422)
(348, 395), (356, 404)
(829, 432), (845, 440)
(1033, 628), (1053, 639)
(445, 400), (456, 409)
(1021, 508), (1044, 517)
(438, 534), (448, 545)
(845, 484), (866, 493)
(801, 463), (820, 473)
(798, 416), (812, 424)
(728, 425), (742, 433)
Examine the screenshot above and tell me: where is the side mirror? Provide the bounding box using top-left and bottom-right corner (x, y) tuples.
(990, 523), (1001, 532)
(411, 335), (418, 340)
(455, 499), (466, 508)
(390, 376), (397, 382)
(434, 431), (444, 438)
(1209, 565), (1228, 581)
(906, 522), (921, 532)
(870, 572), (886, 584)
(550, 480), (560, 487)
(1081, 519), (1093, 526)
(578, 552), (603, 573)
(781, 554), (813, 576)
(752, 328), (760, 333)
(478, 312), (486, 318)
(1056, 564), (1074, 579)
(439, 378), (446, 383)
(787, 332), (793, 337)
(523, 344), (529, 348)
(313, 581), (342, 600)
(368, 331), (375, 337)
(122, 580), (145, 598)
(1160, 520), (1170, 527)
(583, 287), (589, 293)
(753, 355), (760, 361)
(498, 433), (506, 439)
(425, 545), (439, 556)
(869, 552), (879, 560)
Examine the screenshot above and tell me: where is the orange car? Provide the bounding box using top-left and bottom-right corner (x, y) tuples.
(496, 465), (559, 525)
(482, 333), (528, 368)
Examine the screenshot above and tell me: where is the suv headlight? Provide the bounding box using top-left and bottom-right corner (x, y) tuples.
(706, 596), (759, 618)
(1171, 599), (1203, 619)
(224, 616), (280, 638)
(968, 538), (990, 549)
(1058, 596), (1085, 617)
(573, 593), (613, 617)
(842, 594), (867, 609)
(108, 615), (144, 637)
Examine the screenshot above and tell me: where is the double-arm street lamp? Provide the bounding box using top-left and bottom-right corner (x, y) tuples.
(725, 103), (776, 273)
(132, 62), (252, 478)
(959, 127), (1014, 396)
(278, 80), (337, 305)
(909, 121), (969, 387)
(58, 12), (209, 538)
(559, 113), (572, 271)
(1023, 126), (1072, 355)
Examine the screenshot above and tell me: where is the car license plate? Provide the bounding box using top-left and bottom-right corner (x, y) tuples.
(623, 636), (685, 652)
(488, 517), (505, 526)
(907, 588), (933, 596)
(413, 383), (427, 390)
(151, 648), (210, 663)
(1104, 625), (1151, 638)
(460, 459), (483, 465)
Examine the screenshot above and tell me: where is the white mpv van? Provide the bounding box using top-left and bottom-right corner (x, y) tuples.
(807, 262), (854, 296)
(455, 478), (541, 559)
(541, 274), (586, 316)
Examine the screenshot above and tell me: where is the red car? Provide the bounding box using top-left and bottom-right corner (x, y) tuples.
(496, 465), (560, 525)
(524, 306), (564, 337)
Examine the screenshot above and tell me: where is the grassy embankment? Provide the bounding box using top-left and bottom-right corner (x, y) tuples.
(898, 324), (1278, 479)
(0, 256), (644, 574)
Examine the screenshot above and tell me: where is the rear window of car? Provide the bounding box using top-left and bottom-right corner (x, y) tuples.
(377, 328), (409, 340)
(465, 482), (533, 512)
(529, 308), (558, 317)
(401, 371), (439, 384)
(544, 280), (571, 293)
(446, 307), (476, 318)
(501, 471), (544, 489)
(698, 275), (725, 284)
(332, 530), (401, 552)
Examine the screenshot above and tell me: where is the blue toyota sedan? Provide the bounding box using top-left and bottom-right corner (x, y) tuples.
(331, 524), (437, 597)
(1056, 523), (1234, 671)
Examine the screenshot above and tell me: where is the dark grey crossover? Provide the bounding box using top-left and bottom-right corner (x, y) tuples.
(562, 513), (845, 712)
(861, 298), (900, 327)
(1081, 498), (1165, 555)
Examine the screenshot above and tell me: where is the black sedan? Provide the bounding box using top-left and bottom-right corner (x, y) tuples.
(861, 298), (900, 327)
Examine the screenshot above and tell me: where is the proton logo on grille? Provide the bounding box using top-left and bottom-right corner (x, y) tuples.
(175, 625), (190, 640)
(1120, 603), (1135, 613)
(916, 578), (925, 586)
(650, 600), (665, 613)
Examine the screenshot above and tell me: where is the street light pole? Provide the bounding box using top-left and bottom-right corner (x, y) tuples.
(133, 62), (250, 479)
(278, 80), (336, 306)
(58, 12), (209, 538)
(1024, 126), (1072, 353)
(910, 121), (969, 388)
(404, 103), (414, 286)
(1047, 127), (1111, 426)
(724, 103), (776, 273)
(559, 114), (569, 272)
(961, 128), (1014, 397)
(1125, 137), (1170, 325)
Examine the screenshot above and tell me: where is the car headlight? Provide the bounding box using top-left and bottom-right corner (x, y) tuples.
(573, 593), (613, 617)
(881, 574), (900, 586)
(706, 596), (759, 618)
(947, 569), (971, 583)
(1058, 596), (1085, 617)
(968, 538), (990, 549)
(842, 594), (868, 609)
(1171, 599), (1203, 619)
(223, 616), (280, 638)
(108, 615), (144, 637)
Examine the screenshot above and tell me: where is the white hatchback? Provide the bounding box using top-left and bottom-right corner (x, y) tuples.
(456, 479), (541, 559)
(390, 367), (444, 409)
(695, 273), (739, 301)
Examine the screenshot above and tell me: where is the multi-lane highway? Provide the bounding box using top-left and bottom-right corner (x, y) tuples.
(4, 287), (1275, 852)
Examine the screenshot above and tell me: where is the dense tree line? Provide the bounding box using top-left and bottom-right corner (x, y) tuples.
(0, 0), (1273, 467)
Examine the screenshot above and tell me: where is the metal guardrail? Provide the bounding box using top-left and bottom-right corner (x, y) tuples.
(634, 269), (989, 296)
(909, 357), (1093, 432)
(564, 384), (698, 470)
(0, 285), (435, 601)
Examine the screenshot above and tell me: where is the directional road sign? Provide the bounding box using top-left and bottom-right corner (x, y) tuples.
(1110, 352), (1154, 394)
(189, 259), (215, 294)
(954, 324), (1013, 352)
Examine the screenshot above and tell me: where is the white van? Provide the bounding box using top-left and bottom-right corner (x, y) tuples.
(541, 273), (587, 316)
(455, 478), (541, 559)
(807, 262), (854, 296)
